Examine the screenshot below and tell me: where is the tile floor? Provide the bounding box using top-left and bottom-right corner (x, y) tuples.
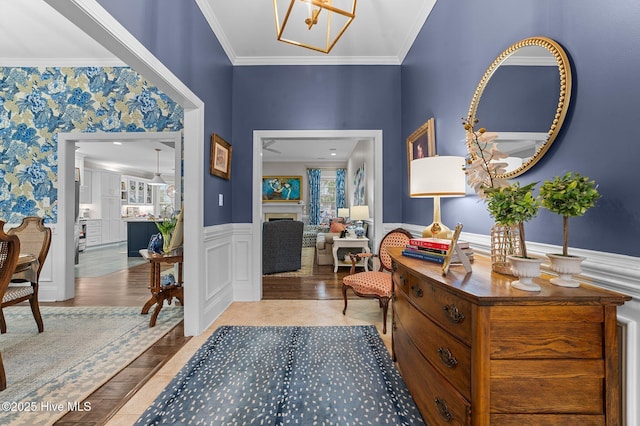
(75, 242), (146, 278)
(106, 299), (391, 425)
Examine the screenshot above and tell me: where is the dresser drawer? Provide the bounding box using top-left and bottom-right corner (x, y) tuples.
(394, 317), (470, 426)
(394, 287), (471, 400)
(394, 266), (473, 345)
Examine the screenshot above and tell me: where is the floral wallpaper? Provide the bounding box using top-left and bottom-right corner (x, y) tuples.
(0, 67), (183, 224)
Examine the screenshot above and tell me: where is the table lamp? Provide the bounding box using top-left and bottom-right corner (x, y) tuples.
(338, 208), (350, 222)
(349, 205), (369, 238)
(410, 156), (466, 238)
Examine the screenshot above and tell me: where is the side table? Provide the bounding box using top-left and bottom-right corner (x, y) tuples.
(332, 236), (370, 272)
(139, 248), (184, 327)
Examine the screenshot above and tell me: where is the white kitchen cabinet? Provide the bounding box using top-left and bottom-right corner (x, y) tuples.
(91, 170), (123, 245)
(79, 169), (92, 204)
(85, 219), (102, 247)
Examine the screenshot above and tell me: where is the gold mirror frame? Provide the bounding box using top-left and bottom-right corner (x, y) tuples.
(466, 36), (572, 179)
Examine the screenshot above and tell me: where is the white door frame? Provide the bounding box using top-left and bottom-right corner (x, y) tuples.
(252, 129), (383, 299)
(46, 0), (206, 336)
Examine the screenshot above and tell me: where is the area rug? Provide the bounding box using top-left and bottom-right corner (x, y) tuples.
(135, 325), (425, 425)
(262, 247), (315, 277)
(0, 306), (183, 426)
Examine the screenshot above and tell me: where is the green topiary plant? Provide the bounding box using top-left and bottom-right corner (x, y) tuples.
(485, 182), (539, 258)
(539, 172), (600, 257)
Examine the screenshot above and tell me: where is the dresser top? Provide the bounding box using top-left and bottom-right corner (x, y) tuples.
(388, 247), (630, 306)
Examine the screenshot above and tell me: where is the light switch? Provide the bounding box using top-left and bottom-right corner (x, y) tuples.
(218, 194), (223, 206)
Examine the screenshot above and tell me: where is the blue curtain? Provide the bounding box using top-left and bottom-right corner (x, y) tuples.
(336, 168), (346, 211)
(307, 168), (321, 225)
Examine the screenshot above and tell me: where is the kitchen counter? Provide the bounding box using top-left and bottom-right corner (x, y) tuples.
(126, 220), (161, 256)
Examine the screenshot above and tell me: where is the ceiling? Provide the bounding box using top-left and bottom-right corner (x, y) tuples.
(0, 0), (436, 168)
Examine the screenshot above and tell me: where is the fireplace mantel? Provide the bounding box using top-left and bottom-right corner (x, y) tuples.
(262, 203), (304, 221)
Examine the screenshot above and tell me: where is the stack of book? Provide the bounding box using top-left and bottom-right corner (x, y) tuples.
(402, 236), (474, 264)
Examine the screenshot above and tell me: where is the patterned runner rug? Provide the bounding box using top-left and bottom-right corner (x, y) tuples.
(0, 306), (183, 425)
(136, 325), (425, 425)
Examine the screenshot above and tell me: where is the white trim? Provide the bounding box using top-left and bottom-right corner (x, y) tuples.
(233, 55), (402, 66)
(396, 0), (437, 64)
(618, 312), (638, 426)
(194, 0), (237, 65)
(252, 130), (384, 300)
(45, 0), (206, 336)
(0, 58), (126, 67)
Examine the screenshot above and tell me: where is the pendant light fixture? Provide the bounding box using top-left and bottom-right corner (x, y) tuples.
(273, 0), (356, 54)
(148, 148), (167, 186)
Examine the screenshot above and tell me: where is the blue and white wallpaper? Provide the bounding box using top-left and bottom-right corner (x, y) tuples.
(0, 67), (183, 224)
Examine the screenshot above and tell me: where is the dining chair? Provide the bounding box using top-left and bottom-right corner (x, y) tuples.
(0, 224), (21, 391)
(342, 228), (413, 334)
(1, 217), (51, 334)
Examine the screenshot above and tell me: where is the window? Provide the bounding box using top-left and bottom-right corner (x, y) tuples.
(319, 171), (337, 223)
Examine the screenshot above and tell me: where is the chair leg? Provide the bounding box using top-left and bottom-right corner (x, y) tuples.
(0, 352), (6, 391)
(381, 297), (390, 334)
(0, 309), (6, 334)
(342, 284), (348, 315)
(29, 286), (44, 333)
(29, 301), (44, 333)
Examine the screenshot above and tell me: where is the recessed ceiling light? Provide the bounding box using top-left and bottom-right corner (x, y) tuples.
(113, 142), (122, 145)
(331, 152), (337, 156)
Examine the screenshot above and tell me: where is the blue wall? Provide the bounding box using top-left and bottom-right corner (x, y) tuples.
(98, 0), (233, 226)
(402, 0), (640, 256)
(231, 65), (402, 223)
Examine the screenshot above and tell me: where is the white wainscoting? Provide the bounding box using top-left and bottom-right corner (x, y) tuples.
(399, 222), (640, 426)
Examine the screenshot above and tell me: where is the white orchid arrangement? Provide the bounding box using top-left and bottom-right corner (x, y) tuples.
(463, 117), (509, 198)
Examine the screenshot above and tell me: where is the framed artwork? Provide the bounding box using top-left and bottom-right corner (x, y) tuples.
(353, 164), (365, 206)
(407, 117), (435, 181)
(262, 176), (302, 202)
(210, 133), (232, 180)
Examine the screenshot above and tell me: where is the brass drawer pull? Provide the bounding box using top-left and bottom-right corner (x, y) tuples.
(411, 285), (423, 298)
(434, 397), (453, 422)
(443, 304), (465, 324)
(437, 347), (458, 368)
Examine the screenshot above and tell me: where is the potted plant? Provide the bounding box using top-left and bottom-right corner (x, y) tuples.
(155, 214), (178, 253)
(539, 172), (600, 287)
(485, 182), (542, 291)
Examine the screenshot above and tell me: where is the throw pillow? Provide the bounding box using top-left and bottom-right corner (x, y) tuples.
(329, 221), (346, 233)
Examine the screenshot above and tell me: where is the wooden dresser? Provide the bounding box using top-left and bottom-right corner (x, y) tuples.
(388, 247), (630, 426)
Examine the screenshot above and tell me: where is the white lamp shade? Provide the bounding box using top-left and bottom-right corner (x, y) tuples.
(410, 156), (466, 198)
(349, 205), (369, 221)
(338, 208), (350, 218)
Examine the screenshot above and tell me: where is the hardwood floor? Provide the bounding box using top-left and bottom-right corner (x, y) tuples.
(46, 245), (354, 424)
(44, 257), (187, 426)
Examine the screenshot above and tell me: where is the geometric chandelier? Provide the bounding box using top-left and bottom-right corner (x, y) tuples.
(273, 0), (357, 54)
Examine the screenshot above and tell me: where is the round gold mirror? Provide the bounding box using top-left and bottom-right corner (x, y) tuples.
(466, 36), (572, 179)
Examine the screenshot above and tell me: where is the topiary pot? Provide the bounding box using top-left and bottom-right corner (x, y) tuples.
(546, 253), (585, 288)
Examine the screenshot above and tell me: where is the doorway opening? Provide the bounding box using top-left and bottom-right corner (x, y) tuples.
(253, 130), (383, 301)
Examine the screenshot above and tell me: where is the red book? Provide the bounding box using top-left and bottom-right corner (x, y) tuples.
(409, 237), (469, 251)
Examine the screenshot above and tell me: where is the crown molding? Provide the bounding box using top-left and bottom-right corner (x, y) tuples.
(195, 0), (237, 65)
(397, 0), (437, 63)
(232, 55), (401, 66)
(0, 57), (126, 67)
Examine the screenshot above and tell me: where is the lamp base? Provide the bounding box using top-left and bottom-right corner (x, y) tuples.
(421, 221), (452, 239)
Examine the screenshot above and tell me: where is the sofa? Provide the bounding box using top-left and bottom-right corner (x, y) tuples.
(315, 232), (341, 266)
(262, 220), (304, 274)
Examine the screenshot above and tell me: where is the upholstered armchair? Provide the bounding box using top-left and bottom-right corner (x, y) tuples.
(262, 220), (304, 274)
(342, 228), (413, 334)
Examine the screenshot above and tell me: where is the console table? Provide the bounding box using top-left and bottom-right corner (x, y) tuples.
(139, 248), (183, 327)
(388, 247), (630, 425)
(332, 236), (370, 272)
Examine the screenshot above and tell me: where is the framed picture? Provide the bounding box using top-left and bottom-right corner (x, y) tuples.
(407, 117), (435, 180)
(262, 176), (302, 202)
(210, 133), (232, 180)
